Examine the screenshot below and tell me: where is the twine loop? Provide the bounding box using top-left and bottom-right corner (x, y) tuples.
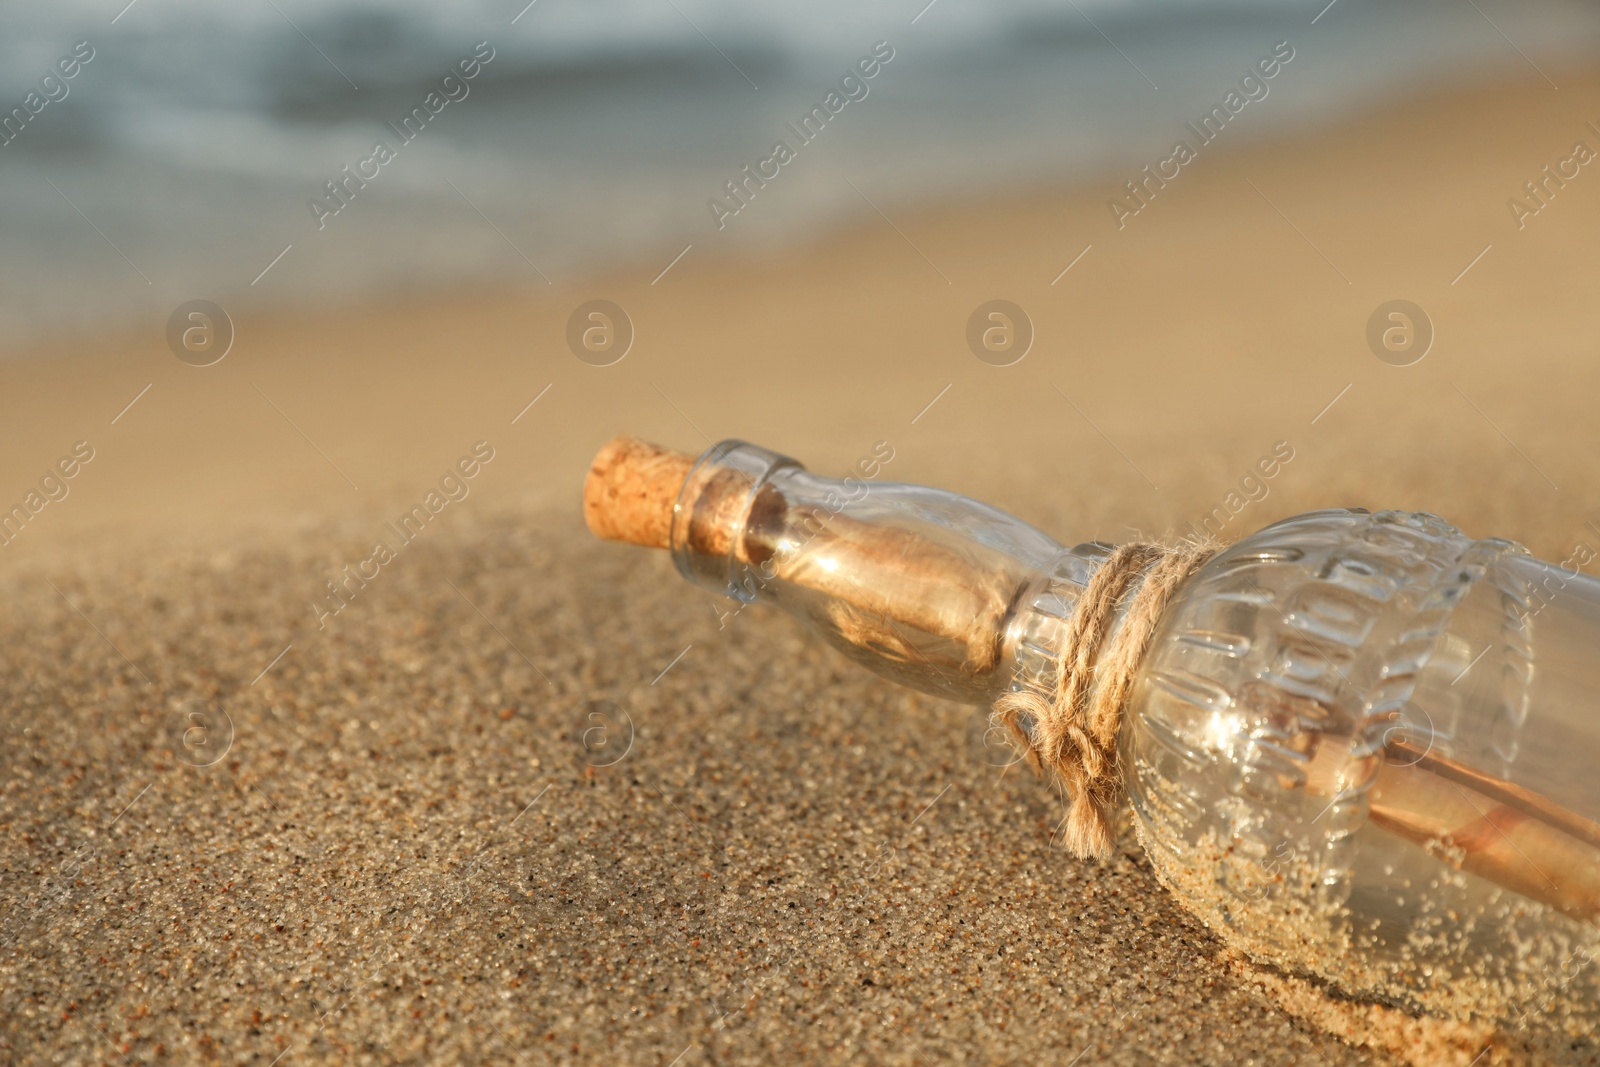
(993, 541), (1215, 858)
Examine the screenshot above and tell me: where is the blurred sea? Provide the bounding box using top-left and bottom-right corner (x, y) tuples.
(3, 0), (1598, 350)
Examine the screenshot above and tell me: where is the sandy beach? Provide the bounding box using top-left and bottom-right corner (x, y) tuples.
(5, 67), (1600, 1064)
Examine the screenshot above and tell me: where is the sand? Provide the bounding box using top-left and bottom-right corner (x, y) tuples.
(7, 68), (1600, 1065)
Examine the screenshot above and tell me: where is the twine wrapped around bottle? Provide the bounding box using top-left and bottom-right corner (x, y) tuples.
(993, 541), (1216, 859)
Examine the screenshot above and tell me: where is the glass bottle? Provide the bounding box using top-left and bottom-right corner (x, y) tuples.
(589, 436), (1600, 1030)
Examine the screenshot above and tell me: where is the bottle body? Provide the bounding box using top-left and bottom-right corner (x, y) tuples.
(1127, 508), (1600, 1026)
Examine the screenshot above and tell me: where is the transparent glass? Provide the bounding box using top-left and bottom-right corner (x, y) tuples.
(1127, 509), (1600, 1029)
(666, 442), (1600, 1032)
(670, 441), (1062, 704)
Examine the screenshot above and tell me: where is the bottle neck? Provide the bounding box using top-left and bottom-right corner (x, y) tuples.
(668, 439), (1114, 705)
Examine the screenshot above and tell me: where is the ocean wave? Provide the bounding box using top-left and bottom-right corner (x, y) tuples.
(3, 0), (1599, 348)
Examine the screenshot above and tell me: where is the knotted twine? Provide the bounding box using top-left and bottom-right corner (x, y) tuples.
(993, 541), (1215, 859)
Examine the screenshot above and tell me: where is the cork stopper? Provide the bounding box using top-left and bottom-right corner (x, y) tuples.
(583, 435), (697, 549)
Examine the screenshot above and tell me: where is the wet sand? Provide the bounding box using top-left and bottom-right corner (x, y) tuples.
(5, 69), (1600, 1064)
